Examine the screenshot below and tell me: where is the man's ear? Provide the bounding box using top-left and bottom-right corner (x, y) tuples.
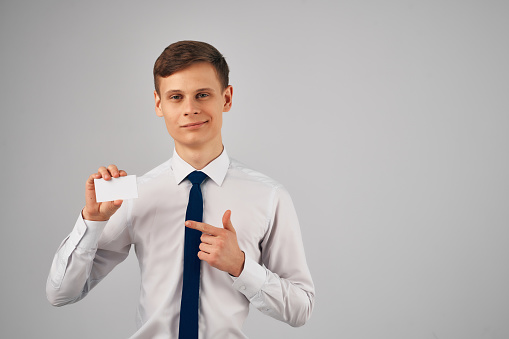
(223, 85), (233, 112)
(154, 90), (163, 117)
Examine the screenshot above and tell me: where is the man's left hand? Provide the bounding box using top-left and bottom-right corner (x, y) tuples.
(185, 210), (245, 277)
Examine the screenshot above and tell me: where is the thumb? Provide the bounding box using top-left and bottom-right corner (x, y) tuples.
(112, 199), (124, 208)
(103, 200), (123, 215)
(222, 210), (235, 233)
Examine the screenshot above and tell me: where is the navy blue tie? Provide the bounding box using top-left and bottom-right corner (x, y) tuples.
(179, 171), (207, 339)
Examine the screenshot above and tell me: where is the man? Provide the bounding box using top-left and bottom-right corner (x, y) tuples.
(46, 40), (314, 338)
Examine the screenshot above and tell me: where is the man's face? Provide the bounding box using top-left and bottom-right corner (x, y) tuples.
(154, 62), (232, 152)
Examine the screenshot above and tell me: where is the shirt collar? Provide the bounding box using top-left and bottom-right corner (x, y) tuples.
(171, 148), (230, 186)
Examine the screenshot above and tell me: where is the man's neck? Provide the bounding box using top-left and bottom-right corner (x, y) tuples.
(175, 141), (224, 170)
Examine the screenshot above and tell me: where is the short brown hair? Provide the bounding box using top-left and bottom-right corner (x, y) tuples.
(153, 40), (229, 95)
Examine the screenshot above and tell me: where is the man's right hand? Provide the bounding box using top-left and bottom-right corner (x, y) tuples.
(82, 164), (127, 221)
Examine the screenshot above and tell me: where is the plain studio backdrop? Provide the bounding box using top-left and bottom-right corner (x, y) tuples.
(1, 1), (508, 338)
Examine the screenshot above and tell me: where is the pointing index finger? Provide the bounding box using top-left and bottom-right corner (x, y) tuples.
(185, 220), (221, 235)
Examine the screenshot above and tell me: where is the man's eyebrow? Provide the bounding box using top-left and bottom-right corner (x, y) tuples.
(195, 87), (215, 93)
(163, 88), (216, 95)
(164, 89), (182, 95)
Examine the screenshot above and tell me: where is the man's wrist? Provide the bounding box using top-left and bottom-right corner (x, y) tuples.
(230, 251), (245, 277)
(82, 207), (108, 222)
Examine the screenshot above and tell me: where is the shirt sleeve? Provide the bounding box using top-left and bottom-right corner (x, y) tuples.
(232, 186), (315, 327)
(46, 203), (132, 306)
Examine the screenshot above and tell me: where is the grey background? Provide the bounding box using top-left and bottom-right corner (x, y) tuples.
(1, 1), (508, 338)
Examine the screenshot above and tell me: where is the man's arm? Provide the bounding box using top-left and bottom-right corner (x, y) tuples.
(46, 165), (132, 306)
(185, 210), (245, 277)
(186, 187), (315, 327)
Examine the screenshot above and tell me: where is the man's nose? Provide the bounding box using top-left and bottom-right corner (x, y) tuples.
(183, 98), (199, 116)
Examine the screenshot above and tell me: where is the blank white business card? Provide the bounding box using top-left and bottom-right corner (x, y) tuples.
(94, 175), (138, 203)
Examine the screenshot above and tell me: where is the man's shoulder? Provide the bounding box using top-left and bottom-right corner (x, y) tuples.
(137, 158), (172, 185)
(228, 158), (284, 191)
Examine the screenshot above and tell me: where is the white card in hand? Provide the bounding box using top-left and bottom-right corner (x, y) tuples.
(94, 175), (139, 203)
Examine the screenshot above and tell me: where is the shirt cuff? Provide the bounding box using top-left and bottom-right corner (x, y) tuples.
(77, 213), (108, 249)
(231, 254), (267, 299)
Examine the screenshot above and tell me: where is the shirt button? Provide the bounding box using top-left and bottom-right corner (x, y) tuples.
(240, 285), (246, 291)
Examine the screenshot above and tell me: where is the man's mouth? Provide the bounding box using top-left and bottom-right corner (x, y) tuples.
(182, 121), (208, 128)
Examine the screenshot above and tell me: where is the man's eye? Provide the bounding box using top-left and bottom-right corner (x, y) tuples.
(170, 95), (182, 100)
(197, 93), (209, 98)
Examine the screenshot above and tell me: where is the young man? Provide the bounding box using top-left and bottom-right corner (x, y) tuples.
(47, 41), (314, 338)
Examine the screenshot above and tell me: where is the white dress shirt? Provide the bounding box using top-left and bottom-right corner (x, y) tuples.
(46, 149), (315, 339)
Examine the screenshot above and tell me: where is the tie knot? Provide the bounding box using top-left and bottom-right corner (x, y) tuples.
(187, 171), (208, 185)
